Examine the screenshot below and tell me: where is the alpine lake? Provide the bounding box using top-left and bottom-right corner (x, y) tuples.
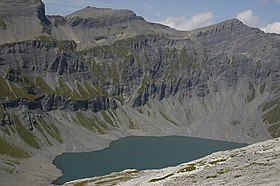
(53, 136), (247, 185)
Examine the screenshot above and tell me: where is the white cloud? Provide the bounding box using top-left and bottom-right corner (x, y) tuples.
(236, 9), (280, 34)
(236, 9), (260, 27)
(261, 22), (280, 34)
(159, 12), (213, 31)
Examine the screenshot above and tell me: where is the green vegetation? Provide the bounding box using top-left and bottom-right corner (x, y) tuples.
(36, 35), (66, 51)
(209, 159), (227, 165)
(72, 182), (87, 186)
(93, 170), (139, 185)
(0, 103), (4, 121)
(76, 112), (105, 134)
(259, 83), (266, 95)
(12, 114), (40, 149)
(234, 175), (242, 178)
(35, 76), (55, 94)
(1, 125), (11, 136)
(230, 121), (240, 125)
(114, 96), (124, 104)
(77, 82), (90, 99)
(178, 164), (196, 173)
(101, 111), (114, 126)
(33, 122), (53, 146)
(206, 175), (217, 179)
(0, 75), (16, 100)
(149, 173), (175, 182)
(246, 86), (255, 103)
(216, 169), (231, 175)
(56, 78), (80, 100)
(55, 78), (108, 100)
(268, 123), (280, 138)
(84, 80), (107, 97)
(262, 96), (280, 137)
(137, 73), (154, 95)
(263, 102), (280, 125)
(36, 35), (53, 42)
(0, 137), (29, 158)
(37, 117), (63, 144)
(9, 82), (36, 100)
(0, 16), (7, 29)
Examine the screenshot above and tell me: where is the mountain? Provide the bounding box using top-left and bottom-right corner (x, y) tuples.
(0, 0), (279, 185)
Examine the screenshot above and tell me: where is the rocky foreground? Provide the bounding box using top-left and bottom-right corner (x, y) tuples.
(66, 137), (280, 186)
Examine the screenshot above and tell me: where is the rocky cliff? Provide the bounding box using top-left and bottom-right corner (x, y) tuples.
(0, 0), (279, 185)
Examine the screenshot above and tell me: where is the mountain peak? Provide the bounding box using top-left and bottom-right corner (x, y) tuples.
(66, 6), (137, 20)
(189, 18), (253, 37)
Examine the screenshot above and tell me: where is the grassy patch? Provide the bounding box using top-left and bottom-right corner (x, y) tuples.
(10, 82), (35, 100)
(246, 86), (255, 103)
(93, 170), (139, 185)
(259, 83), (266, 94)
(76, 112), (105, 134)
(262, 96), (280, 137)
(230, 121), (240, 125)
(1, 125), (11, 136)
(37, 117), (63, 144)
(234, 175), (242, 178)
(36, 35), (66, 51)
(149, 173), (174, 182)
(101, 111), (114, 126)
(263, 103), (280, 125)
(0, 103), (4, 121)
(56, 78), (80, 100)
(36, 35), (53, 42)
(268, 123), (280, 138)
(0, 16), (7, 29)
(206, 175), (217, 179)
(72, 181), (87, 186)
(0, 137), (29, 158)
(33, 122), (53, 146)
(0, 75), (16, 100)
(262, 97), (280, 112)
(83, 80), (107, 98)
(209, 159), (227, 165)
(178, 164), (196, 173)
(137, 73), (154, 95)
(77, 82), (90, 99)
(35, 76), (55, 94)
(216, 169), (231, 175)
(12, 114), (40, 149)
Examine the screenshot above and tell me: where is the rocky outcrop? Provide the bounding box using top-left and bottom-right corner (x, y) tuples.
(42, 95), (117, 112)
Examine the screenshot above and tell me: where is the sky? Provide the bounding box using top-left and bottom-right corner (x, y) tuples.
(42, 0), (280, 34)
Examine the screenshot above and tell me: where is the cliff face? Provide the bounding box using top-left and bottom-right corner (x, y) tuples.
(0, 1), (279, 185)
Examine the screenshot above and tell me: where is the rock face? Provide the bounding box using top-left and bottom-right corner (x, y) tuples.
(0, 1), (279, 185)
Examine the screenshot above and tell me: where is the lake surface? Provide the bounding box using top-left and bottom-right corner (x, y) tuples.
(53, 136), (247, 185)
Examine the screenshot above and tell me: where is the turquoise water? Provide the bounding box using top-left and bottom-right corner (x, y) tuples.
(53, 136), (247, 185)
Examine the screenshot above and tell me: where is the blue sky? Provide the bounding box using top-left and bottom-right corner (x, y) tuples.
(42, 0), (280, 33)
